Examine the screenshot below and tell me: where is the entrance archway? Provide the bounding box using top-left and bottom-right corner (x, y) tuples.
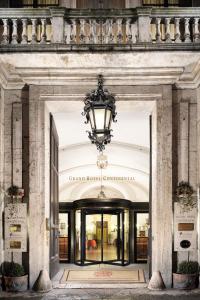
(28, 83), (173, 288)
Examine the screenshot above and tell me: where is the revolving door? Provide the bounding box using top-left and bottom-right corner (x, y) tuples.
(75, 208), (129, 266)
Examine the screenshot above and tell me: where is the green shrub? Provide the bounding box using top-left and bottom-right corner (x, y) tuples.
(1, 261), (25, 277)
(7, 185), (19, 196)
(178, 261), (200, 274)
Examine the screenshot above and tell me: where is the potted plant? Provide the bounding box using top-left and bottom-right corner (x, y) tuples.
(173, 260), (199, 290)
(7, 185), (24, 203)
(175, 181), (196, 212)
(1, 261), (28, 292)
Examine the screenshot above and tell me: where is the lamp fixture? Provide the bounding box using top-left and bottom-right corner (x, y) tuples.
(97, 153), (108, 169)
(82, 75), (117, 152)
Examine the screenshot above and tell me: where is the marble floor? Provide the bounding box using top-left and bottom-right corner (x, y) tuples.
(52, 263), (149, 288)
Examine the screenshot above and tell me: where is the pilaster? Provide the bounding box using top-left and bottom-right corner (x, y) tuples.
(151, 85), (173, 288)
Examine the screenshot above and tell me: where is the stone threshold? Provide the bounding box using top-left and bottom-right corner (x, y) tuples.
(53, 282), (148, 289)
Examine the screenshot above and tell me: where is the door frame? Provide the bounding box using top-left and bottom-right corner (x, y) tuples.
(49, 114), (59, 278)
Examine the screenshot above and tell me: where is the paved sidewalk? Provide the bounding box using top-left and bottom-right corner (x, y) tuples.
(1, 288), (200, 300)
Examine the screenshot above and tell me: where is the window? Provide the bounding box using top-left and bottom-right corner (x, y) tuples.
(10, 0), (59, 8)
(143, 0), (192, 6)
(77, 0), (125, 9)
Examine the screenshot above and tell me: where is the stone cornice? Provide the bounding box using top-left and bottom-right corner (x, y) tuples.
(0, 62), (24, 90)
(1, 52), (200, 89)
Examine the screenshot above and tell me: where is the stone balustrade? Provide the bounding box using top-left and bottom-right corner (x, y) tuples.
(0, 7), (200, 48)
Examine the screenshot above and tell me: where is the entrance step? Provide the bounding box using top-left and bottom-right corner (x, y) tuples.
(53, 282), (148, 289)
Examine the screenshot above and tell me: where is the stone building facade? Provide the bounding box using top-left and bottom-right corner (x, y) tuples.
(0, 0), (200, 290)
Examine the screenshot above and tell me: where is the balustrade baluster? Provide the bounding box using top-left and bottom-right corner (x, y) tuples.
(2, 19), (9, 45)
(174, 18), (181, 43)
(117, 18), (123, 44)
(165, 18), (171, 43)
(104, 19), (110, 44)
(88, 19), (94, 44)
(131, 22), (137, 43)
(98, 19), (103, 44)
(108, 19), (114, 44)
(21, 19), (28, 44)
(102, 19), (108, 44)
(11, 19), (18, 44)
(93, 20), (98, 44)
(40, 19), (47, 44)
(70, 19), (77, 44)
(193, 18), (200, 43)
(184, 18), (191, 43)
(31, 19), (37, 44)
(79, 19), (86, 44)
(126, 19), (132, 44)
(155, 18), (161, 42)
(64, 21), (70, 44)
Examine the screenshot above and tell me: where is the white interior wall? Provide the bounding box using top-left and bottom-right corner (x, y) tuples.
(48, 101), (153, 203)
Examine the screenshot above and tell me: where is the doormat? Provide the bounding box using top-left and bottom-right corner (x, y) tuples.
(60, 269), (145, 284)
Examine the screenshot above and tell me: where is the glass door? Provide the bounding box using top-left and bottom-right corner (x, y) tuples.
(59, 212), (69, 262)
(85, 214), (102, 263)
(103, 214), (118, 262)
(76, 209), (130, 266)
(135, 212), (149, 263)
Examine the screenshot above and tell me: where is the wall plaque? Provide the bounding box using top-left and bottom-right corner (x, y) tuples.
(174, 203), (197, 252)
(5, 204), (27, 252)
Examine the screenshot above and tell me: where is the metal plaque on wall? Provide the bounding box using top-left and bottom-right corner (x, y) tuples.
(174, 203), (197, 252)
(5, 204), (27, 252)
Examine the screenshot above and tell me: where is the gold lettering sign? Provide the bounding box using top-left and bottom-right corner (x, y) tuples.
(178, 223), (194, 231)
(10, 224), (21, 233)
(10, 241), (21, 249)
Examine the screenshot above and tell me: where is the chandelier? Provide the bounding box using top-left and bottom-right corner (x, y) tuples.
(82, 75), (117, 152)
(97, 153), (108, 199)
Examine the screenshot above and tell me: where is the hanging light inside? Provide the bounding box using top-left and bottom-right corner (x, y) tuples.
(97, 153), (108, 169)
(82, 75), (117, 152)
(96, 153), (108, 199)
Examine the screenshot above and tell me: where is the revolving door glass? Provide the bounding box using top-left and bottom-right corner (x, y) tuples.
(75, 209), (129, 266)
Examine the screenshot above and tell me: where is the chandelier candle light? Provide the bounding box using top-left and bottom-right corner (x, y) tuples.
(82, 75), (117, 152)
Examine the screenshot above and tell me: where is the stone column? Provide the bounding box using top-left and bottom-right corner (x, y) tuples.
(2, 89), (23, 265)
(151, 85), (173, 288)
(28, 85), (49, 288)
(176, 90), (198, 262)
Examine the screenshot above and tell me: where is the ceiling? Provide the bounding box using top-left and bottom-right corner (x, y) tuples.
(47, 100), (154, 202)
